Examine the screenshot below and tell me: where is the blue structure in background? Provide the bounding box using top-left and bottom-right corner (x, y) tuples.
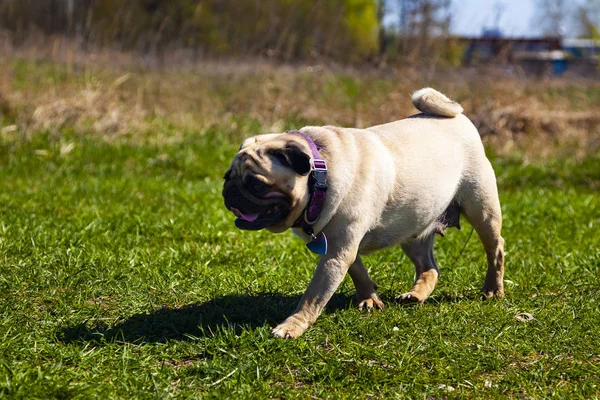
(551, 60), (568, 76)
(460, 29), (598, 76)
(562, 39), (600, 59)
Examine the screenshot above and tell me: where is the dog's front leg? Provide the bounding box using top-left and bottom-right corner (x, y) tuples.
(271, 244), (358, 339)
(349, 256), (385, 311)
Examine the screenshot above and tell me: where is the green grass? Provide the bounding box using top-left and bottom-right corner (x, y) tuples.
(0, 125), (599, 399)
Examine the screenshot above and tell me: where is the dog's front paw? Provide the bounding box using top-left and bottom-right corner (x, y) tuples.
(271, 317), (308, 339)
(358, 293), (385, 312)
(481, 287), (505, 299)
(396, 292), (424, 305)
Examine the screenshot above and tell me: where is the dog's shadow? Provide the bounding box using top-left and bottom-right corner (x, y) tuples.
(58, 293), (354, 345)
(58, 291), (481, 345)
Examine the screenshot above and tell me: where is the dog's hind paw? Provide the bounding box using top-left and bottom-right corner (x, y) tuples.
(358, 294), (385, 312)
(395, 292), (425, 305)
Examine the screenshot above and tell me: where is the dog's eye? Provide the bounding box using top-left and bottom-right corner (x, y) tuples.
(251, 180), (270, 195)
(245, 176), (270, 196)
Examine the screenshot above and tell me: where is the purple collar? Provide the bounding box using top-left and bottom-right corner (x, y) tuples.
(287, 130), (328, 255)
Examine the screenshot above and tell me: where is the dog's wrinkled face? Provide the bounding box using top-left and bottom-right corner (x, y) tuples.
(223, 133), (312, 233)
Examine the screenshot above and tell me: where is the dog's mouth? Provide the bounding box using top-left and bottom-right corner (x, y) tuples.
(231, 208), (259, 222)
(229, 204), (287, 230)
(223, 181), (291, 230)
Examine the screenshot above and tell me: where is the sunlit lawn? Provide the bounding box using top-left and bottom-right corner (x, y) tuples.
(0, 123), (598, 398)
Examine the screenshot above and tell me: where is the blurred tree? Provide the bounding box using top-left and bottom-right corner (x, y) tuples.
(0, 0), (381, 62)
(342, 0), (381, 58)
(533, 0), (569, 36)
(396, 0), (452, 63)
(574, 0), (600, 39)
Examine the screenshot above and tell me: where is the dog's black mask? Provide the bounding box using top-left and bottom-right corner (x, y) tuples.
(222, 174), (291, 230)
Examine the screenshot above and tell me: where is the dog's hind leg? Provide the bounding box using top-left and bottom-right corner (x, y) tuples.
(397, 232), (438, 304)
(459, 163), (505, 298)
(348, 256), (384, 311)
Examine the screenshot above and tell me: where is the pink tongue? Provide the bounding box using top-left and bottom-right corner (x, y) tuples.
(231, 208), (259, 222)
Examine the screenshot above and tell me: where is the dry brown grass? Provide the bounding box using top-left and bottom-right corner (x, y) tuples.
(1, 47), (599, 157)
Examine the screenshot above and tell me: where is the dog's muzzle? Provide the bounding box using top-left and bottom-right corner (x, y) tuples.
(222, 179), (290, 230)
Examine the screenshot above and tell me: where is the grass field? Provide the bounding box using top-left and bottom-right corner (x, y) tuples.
(1, 58), (599, 398)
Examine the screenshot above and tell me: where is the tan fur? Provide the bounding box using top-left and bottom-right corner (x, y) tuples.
(224, 88), (504, 339)
(412, 87), (464, 117)
(230, 134), (312, 233)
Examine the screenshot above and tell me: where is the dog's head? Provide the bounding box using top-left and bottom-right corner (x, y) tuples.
(222, 133), (312, 233)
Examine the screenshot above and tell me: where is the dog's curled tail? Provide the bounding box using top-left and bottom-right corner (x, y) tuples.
(411, 87), (463, 118)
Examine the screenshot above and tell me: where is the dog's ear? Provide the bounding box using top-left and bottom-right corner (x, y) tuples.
(269, 143), (311, 176)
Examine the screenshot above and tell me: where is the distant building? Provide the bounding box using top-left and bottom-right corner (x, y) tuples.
(457, 32), (598, 76)
(461, 36), (561, 65)
(562, 39), (600, 59)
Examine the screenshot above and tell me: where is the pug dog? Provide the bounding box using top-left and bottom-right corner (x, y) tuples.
(223, 88), (505, 339)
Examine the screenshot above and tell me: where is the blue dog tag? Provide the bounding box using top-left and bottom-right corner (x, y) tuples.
(306, 232), (328, 255)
